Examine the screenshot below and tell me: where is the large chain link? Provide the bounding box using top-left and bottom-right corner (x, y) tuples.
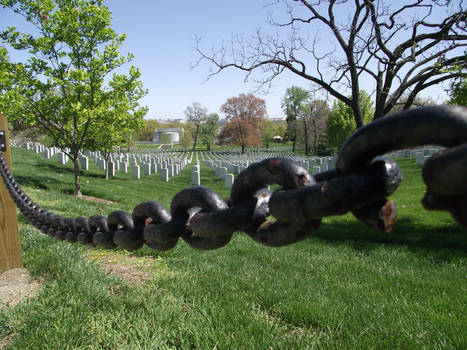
(1, 105), (466, 251)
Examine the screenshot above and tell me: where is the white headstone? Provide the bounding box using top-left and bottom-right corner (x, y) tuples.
(192, 170), (200, 186)
(108, 161), (115, 177)
(143, 162), (151, 175)
(132, 165), (140, 179)
(80, 156), (89, 170)
(161, 168), (169, 182)
(225, 174), (234, 189)
(58, 152), (67, 165)
(415, 152), (424, 165)
(219, 167), (227, 179)
(121, 162), (128, 174)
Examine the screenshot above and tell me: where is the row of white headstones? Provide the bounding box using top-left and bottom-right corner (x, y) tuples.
(24, 143), (192, 182)
(23, 143), (442, 189)
(194, 147), (443, 188)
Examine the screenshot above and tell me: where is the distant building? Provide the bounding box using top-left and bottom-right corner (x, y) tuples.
(158, 118), (184, 124)
(152, 128), (184, 144)
(269, 117), (286, 123)
(273, 135), (283, 142)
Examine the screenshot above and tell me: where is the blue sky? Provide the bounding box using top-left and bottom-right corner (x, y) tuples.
(1, 0), (451, 120)
(106, 0), (311, 119)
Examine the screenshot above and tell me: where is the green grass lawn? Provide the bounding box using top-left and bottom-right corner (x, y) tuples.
(1, 147), (466, 349)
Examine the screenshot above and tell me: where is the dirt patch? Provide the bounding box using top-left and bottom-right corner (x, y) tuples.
(0, 333), (15, 349)
(77, 194), (117, 205)
(89, 253), (152, 285)
(100, 262), (151, 285)
(0, 268), (42, 309)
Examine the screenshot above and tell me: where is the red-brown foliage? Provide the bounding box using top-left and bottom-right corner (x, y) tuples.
(219, 93), (266, 152)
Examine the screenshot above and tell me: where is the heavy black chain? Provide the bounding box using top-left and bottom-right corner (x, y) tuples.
(1, 105), (466, 251)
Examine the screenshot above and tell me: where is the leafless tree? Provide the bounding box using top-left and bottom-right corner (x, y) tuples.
(184, 102), (207, 151)
(195, 0), (467, 127)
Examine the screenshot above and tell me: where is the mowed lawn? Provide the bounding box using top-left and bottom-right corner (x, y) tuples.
(1, 147), (466, 349)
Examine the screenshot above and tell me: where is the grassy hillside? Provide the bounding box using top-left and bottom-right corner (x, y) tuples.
(1, 147), (466, 349)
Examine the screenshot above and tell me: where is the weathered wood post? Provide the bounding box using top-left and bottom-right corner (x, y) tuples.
(0, 113), (23, 273)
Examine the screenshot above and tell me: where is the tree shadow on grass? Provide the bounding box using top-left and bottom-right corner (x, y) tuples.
(14, 174), (57, 190)
(33, 162), (105, 179)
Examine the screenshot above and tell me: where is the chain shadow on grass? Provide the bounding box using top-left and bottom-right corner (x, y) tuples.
(126, 220), (466, 262)
(311, 217), (467, 260)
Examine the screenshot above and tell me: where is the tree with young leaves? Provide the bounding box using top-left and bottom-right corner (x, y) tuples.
(281, 86), (310, 152)
(449, 75), (467, 106)
(297, 99), (330, 155)
(138, 119), (163, 141)
(0, 0), (147, 195)
(199, 113), (219, 151)
(180, 128), (192, 150)
(261, 118), (276, 149)
(87, 67), (147, 179)
(195, 0), (467, 126)
(184, 102), (207, 151)
(219, 93), (266, 153)
(327, 91), (373, 150)
(0, 47), (12, 115)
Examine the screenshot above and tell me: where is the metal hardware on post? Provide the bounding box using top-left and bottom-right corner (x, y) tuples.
(0, 130), (6, 152)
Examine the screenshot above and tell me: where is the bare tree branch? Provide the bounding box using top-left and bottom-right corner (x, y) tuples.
(194, 0), (467, 125)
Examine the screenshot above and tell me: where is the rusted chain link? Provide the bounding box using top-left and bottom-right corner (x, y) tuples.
(1, 105), (466, 252)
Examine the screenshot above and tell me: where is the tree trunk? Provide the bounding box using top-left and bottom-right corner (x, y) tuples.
(312, 119), (318, 155)
(192, 124), (200, 151)
(303, 119), (310, 156)
(104, 152), (109, 180)
(207, 143), (211, 151)
(73, 157), (82, 196)
(241, 144), (245, 154)
(349, 87), (365, 128)
(292, 135), (296, 153)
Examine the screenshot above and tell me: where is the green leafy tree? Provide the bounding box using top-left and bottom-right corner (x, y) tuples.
(0, 0), (147, 195)
(327, 91), (373, 150)
(199, 113), (219, 151)
(87, 67), (147, 179)
(180, 129), (192, 150)
(449, 76), (467, 106)
(0, 47), (12, 114)
(281, 86), (310, 152)
(274, 120), (287, 140)
(138, 119), (163, 141)
(159, 133), (170, 145)
(261, 118), (276, 149)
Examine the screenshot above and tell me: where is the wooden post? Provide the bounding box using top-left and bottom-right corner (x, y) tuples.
(0, 113), (23, 273)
